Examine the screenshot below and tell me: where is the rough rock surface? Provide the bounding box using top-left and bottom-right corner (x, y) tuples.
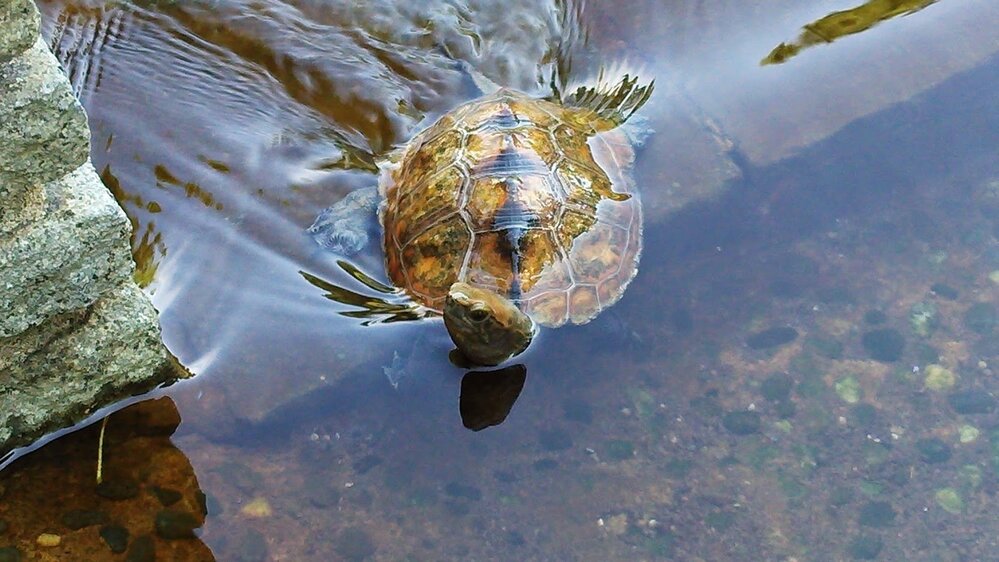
(0, 0), (179, 459)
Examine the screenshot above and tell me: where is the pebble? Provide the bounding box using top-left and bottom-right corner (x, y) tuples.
(125, 535), (155, 562)
(240, 497), (273, 518)
(847, 535), (883, 560)
(863, 310), (887, 325)
(154, 510), (199, 539)
(746, 327), (798, 350)
(930, 283), (959, 300)
(100, 525), (130, 554)
(959, 425), (980, 443)
(964, 303), (998, 335)
(36, 534), (61, 547)
(959, 464), (983, 489)
(935, 488), (964, 514)
(335, 527), (376, 562)
(916, 438), (952, 464)
(857, 501), (896, 528)
(923, 364), (956, 391)
(862, 328), (905, 362)
(947, 390), (997, 414)
(722, 411), (762, 435)
(151, 486), (182, 507)
(760, 373), (794, 402)
(835, 376), (862, 404)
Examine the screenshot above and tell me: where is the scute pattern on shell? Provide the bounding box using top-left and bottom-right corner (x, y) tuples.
(380, 89), (641, 327)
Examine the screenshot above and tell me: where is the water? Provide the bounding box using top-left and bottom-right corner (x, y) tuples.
(2, 0), (999, 560)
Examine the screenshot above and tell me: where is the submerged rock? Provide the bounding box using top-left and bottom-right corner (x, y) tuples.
(930, 283), (959, 300)
(847, 535), (883, 560)
(923, 364), (956, 391)
(863, 310), (887, 325)
(935, 488), (964, 514)
(125, 535), (155, 562)
(722, 411), (762, 435)
(99, 525), (129, 554)
(947, 390), (997, 414)
(964, 303), (998, 335)
(909, 302), (937, 337)
(746, 327), (798, 350)
(835, 376), (863, 404)
(154, 510), (200, 540)
(916, 438), (952, 464)
(857, 501), (896, 528)
(335, 527), (376, 562)
(760, 373), (794, 402)
(861, 328), (905, 362)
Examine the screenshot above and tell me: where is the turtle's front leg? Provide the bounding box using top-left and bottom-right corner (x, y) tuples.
(307, 186), (380, 256)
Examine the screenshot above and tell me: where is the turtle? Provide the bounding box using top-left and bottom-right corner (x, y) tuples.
(308, 73), (653, 366)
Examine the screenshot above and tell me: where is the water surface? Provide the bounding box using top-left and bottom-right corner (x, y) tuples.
(2, 0), (999, 560)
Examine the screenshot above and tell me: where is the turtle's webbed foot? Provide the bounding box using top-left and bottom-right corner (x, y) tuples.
(307, 186), (379, 256)
(308, 212), (370, 256)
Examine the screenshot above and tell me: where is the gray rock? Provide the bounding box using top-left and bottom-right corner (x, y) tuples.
(0, 0), (177, 461)
(0, 38), (89, 199)
(0, 163), (132, 337)
(0, 0), (39, 63)
(0, 284), (176, 456)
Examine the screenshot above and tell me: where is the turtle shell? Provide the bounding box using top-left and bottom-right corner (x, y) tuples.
(380, 89), (641, 328)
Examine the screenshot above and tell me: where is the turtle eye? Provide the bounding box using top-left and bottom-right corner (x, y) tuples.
(468, 307), (490, 323)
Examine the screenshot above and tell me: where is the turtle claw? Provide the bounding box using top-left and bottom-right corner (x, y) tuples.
(308, 217), (369, 256)
(308, 186), (380, 256)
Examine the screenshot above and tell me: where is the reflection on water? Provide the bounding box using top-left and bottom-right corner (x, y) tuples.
(3, 0), (999, 559)
(0, 399), (214, 561)
(460, 364), (529, 431)
(762, 0), (941, 65)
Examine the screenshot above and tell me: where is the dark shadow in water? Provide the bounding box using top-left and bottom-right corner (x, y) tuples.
(459, 364), (528, 431)
(0, 398), (216, 561)
(762, 0), (940, 65)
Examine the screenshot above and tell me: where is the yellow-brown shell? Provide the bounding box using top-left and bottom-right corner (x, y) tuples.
(380, 89), (641, 328)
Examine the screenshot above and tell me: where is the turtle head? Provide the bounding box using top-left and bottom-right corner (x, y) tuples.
(443, 282), (536, 366)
